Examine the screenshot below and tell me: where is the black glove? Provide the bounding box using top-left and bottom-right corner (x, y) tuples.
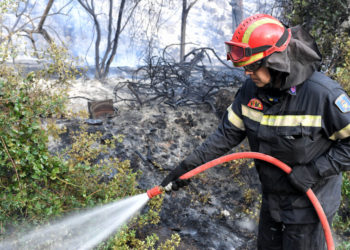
(170, 178), (191, 191)
(161, 163), (190, 191)
(288, 163), (321, 193)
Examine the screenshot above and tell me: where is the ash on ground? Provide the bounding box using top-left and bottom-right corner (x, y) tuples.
(53, 75), (261, 249)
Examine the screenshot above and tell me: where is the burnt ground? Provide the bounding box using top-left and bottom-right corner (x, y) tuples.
(55, 97), (262, 249)
(47, 61), (264, 249)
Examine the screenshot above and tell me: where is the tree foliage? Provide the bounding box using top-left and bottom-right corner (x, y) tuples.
(0, 0), (74, 62)
(280, 0), (349, 70)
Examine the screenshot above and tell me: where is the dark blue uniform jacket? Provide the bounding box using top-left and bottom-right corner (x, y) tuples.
(178, 26), (350, 224)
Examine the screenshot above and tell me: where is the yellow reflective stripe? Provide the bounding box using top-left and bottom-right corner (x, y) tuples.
(234, 53), (264, 67)
(241, 105), (263, 122)
(241, 104), (322, 127)
(227, 105), (245, 131)
(242, 18), (283, 43)
(260, 115), (322, 127)
(330, 124), (350, 140)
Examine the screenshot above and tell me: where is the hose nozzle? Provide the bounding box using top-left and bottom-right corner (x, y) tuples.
(147, 183), (173, 199)
(147, 186), (163, 198)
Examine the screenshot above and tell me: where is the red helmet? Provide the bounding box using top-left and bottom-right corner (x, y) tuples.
(225, 14), (291, 67)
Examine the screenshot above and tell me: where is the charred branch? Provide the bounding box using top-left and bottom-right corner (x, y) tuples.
(113, 46), (242, 114)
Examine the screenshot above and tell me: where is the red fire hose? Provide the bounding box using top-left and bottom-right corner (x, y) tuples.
(147, 152), (335, 250)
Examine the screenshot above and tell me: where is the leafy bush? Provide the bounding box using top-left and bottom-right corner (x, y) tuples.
(0, 45), (179, 248)
(283, 0), (349, 69)
(334, 173), (350, 241)
(0, 0), (178, 243)
(112, 229), (180, 250)
(334, 36), (350, 93)
(0, 65), (69, 224)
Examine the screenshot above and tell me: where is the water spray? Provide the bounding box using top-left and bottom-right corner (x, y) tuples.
(147, 152), (335, 250)
(0, 193), (150, 250)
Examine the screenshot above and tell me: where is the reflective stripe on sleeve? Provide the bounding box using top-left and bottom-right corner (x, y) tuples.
(227, 105), (245, 131)
(329, 123), (350, 140)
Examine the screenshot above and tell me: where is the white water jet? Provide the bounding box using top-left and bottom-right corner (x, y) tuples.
(0, 193), (150, 250)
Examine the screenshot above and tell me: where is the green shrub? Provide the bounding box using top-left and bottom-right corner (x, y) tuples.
(334, 173), (350, 236)
(0, 2), (178, 248)
(334, 36), (350, 93)
(0, 52), (79, 226)
(336, 240), (350, 250)
(0, 40), (180, 248)
(112, 228), (180, 250)
(284, 0), (348, 66)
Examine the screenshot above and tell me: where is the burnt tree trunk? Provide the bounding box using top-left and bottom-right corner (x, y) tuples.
(229, 0), (243, 32)
(180, 0), (199, 62)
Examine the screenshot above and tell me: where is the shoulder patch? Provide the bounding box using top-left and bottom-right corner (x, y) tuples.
(247, 98), (263, 110)
(335, 94), (350, 113)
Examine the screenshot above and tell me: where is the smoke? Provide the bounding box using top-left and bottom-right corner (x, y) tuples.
(23, 0), (242, 67)
(4, 0), (276, 68)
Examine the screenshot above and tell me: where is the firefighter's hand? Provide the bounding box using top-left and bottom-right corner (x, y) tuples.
(168, 179), (191, 191)
(288, 164), (321, 193)
(161, 164), (189, 192)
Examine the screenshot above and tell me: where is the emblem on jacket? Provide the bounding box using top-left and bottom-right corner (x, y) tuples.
(335, 94), (350, 113)
(289, 86), (297, 95)
(248, 98), (263, 110)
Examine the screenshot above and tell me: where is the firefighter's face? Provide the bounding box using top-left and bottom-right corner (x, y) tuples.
(245, 66), (271, 88)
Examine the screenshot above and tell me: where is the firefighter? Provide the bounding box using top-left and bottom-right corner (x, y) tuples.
(161, 14), (350, 250)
